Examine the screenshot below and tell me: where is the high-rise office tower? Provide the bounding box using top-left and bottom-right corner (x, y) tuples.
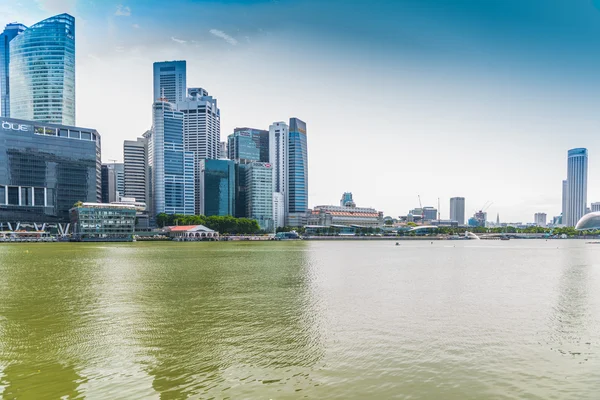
(246, 162), (274, 232)
(272, 192), (285, 228)
(0, 23), (26, 117)
(561, 180), (568, 224)
(566, 148), (588, 227)
(199, 159), (235, 217)
(269, 121), (288, 226)
(153, 61), (186, 103)
(177, 87), (221, 214)
(123, 135), (148, 204)
(101, 163), (124, 203)
(148, 101), (195, 216)
(534, 213), (547, 227)
(228, 128), (270, 163)
(450, 197), (465, 225)
(9, 14), (75, 125)
(219, 141), (228, 159)
(287, 117), (308, 227)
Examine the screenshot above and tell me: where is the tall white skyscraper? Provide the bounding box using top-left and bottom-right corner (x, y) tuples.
(449, 197), (465, 225)
(177, 87), (221, 214)
(123, 135), (148, 204)
(269, 121), (289, 226)
(534, 213), (547, 227)
(566, 148), (588, 227)
(153, 61), (186, 103)
(246, 162), (274, 232)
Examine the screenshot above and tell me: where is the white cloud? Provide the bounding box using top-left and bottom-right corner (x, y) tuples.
(115, 5), (131, 17)
(171, 37), (187, 44)
(36, 0), (76, 13)
(209, 29), (238, 45)
(132, 23), (140, 29)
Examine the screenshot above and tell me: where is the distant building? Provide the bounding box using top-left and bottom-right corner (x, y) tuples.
(0, 22), (26, 117)
(70, 203), (136, 241)
(153, 60), (186, 103)
(246, 162), (274, 231)
(269, 121), (289, 220)
(147, 100), (195, 216)
(228, 127), (269, 163)
(534, 213), (547, 227)
(177, 87), (221, 214)
(101, 163), (124, 203)
(199, 159), (235, 216)
(307, 195), (383, 228)
(164, 225), (219, 241)
(566, 148), (588, 227)
(0, 117), (101, 225)
(450, 197), (465, 225)
(287, 118), (308, 227)
(273, 192), (285, 228)
(423, 207), (437, 221)
(219, 141), (227, 159)
(469, 211), (486, 227)
(123, 135), (148, 204)
(591, 202), (600, 212)
(561, 180), (568, 225)
(8, 14), (76, 125)
(340, 192), (355, 207)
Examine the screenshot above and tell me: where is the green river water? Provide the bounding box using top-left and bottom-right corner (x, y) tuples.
(0, 240), (598, 399)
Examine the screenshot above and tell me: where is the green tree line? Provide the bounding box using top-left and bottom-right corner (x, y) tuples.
(156, 214), (261, 234)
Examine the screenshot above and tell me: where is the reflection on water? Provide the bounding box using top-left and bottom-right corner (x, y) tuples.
(0, 240), (598, 399)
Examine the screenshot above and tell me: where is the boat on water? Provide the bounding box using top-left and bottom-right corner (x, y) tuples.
(500, 236), (510, 241)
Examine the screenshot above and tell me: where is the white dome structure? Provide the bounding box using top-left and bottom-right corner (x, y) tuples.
(575, 212), (600, 230)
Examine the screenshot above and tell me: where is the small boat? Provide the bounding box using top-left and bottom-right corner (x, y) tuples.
(500, 236), (510, 241)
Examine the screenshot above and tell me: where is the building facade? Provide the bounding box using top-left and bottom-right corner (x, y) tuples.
(246, 162), (274, 232)
(561, 179), (568, 225)
(153, 61), (186, 103)
(148, 101), (195, 216)
(269, 121), (289, 219)
(199, 159), (235, 217)
(423, 207), (437, 221)
(287, 118), (308, 227)
(340, 192), (355, 207)
(534, 212), (547, 227)
(566, 148), (588, 227)
(9, 14), (76, 125)
(228, 127), (269, 163)
(101, 163), (124, 203)
(219, 141), (227, 159)
(70, 203), (136, 241)
(591, 202), (600, 213)
(177, 87), (221, 214)
(123, 136), (148, 203)
(450, 197), (465, 225)
(273, 192), (285, 228)
(0, 23), (26, 117)
(0, 117), (101, 223)
(307, 204), (383, 228)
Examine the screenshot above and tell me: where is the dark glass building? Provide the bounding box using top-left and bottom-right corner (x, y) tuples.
(199, 159), (235, 217)
(227, 128), (269, 163)
(0, 117), (101, 223)
(287, 117), (308, 226)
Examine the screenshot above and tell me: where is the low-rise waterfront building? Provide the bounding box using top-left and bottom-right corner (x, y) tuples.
(307, 195), (383, 228)
(70, 202), (136, 241)
(164, 224), (219, 240)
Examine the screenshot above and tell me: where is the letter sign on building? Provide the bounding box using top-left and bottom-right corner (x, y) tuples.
(1, 121), (29, 132)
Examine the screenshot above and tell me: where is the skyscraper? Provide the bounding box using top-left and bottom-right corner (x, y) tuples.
(148, 101), (195, 216)
(123, 135), (148, 204)
(153, 61), (186, 103)
(0, 23), (26, 117)
(566, 148), (588, 227)
(246, 162), (274, 232)
(101, 163), (124, 203)
(561, 179), (568, 224)
(287, 117), (308, 227)
(9, 14), (75, 125)
(534, 213), (547, 227)
(199, 159), (235, 217)
(340, 192), (355, 207)
(450, 197), (465, 225)
(227, 128), (269, 163)
(177, 87), (221, 214)
(269, 121), (288, 227)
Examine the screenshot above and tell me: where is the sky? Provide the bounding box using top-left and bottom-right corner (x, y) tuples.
(3, 0), (600, 222)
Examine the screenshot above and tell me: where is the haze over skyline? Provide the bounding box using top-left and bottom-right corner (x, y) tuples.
(4, 0), (600, 222)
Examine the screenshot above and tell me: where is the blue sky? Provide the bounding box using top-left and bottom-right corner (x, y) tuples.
(4, 0), (600, 222)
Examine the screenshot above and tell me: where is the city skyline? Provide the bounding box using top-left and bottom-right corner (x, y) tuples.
(4, 1), (600, 221)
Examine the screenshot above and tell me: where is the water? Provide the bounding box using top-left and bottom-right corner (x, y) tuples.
(0, 240), (598, 399)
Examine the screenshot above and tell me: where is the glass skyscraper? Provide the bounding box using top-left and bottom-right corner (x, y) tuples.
(0, 23), (26, 117)
(148, 101), (195, 216)
(0, 117), (101, 224)
(287, 117), (308, 226)
(199, 159), (235, 217)
(227, 128), (269, 163)
(566, 148), (588, 227)
(9, 14), (76, 125)
(153, 61), (186, 103)
(246, 162), (274, 232)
